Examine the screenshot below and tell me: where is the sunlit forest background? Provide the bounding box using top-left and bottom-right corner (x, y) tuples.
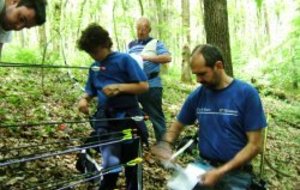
(3, 0), (300, 90)
(0, 0), (299, 189)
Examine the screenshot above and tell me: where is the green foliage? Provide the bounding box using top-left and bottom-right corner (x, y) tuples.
(44, 125), (54, 134)
(255, 0), (264, 10)
(2, 46), (41, 63)
(44, 50), (61, 65)
(261, 10), (300, 92)
(1, 1), (299, 189)
(162, 68), (195, 103)
(262, 49), (299, 90)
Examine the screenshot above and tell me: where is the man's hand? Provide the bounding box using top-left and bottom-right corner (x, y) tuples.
(78, 98), (89, 115)
(197, 129), (263, 187)
(151, 121), (185, 161)
(103, 84), (121, 97)
(199, 168), (224, 187)
(150, 141), (173, 161)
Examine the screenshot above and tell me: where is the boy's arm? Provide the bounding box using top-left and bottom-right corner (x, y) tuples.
(102, 82), (149, 97)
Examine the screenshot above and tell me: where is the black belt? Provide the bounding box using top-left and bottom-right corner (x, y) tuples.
(201, 157), (253, 173)
(106, 94), (139, 109)
(148, 72), (159, 80)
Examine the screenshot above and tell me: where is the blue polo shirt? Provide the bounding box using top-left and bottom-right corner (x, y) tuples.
(128, 37), (170, 88)
(177, 80), (267, 162)
(85, 52), (147, 109)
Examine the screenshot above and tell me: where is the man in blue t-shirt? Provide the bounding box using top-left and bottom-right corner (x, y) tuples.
(152, 44), (267, 189)
(128, 17), (172, 142)
(77, 23), (149, 190)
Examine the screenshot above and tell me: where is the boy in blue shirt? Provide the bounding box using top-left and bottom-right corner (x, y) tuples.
(152, 44), (267, 189)
(77, 23), (149, 190)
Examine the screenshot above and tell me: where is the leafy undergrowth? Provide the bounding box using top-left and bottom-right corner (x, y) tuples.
(0, 68), (299, 190)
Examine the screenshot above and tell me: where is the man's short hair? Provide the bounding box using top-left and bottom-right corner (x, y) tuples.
(17, 0), (47, 25)
(191, 44), (224, 68)
(77, 23), (113, 53)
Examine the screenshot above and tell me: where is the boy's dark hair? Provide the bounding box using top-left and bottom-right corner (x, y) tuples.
(191, 44), (224, 68)
(17, 0), (47, 25)
(77, 23), (113, 53)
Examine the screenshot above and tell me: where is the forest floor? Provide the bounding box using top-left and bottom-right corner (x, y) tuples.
(0, 68), (299, 190)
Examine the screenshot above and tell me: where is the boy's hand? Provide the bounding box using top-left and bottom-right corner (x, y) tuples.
(103, 84), (121, 97)
(78, 98), (89, 115)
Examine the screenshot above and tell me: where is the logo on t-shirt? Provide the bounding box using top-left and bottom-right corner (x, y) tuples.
(197, 108), (238, 116)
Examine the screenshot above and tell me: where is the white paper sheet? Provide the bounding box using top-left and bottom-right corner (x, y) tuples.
(167, 163), (207, 190)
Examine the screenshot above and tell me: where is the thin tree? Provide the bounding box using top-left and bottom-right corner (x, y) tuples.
(76, 0), (88, 38)
(155, 0), (163, 40)
(38, 25), (47, 50)
(181, 0), (192, 83)
(138, 0), (144, 16)
(51, 0), (63, 53)
(154, 0), (169, 74)
(112, 0), (120, 51)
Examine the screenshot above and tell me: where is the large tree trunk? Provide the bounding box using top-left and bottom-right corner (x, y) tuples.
(203, 0), (233, 77)
(181, 0), (192, 83)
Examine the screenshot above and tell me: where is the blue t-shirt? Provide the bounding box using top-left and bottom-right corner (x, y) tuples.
(177, 79), (267, 162)
(128, 37), (170, 88)
(85, 52), (147, 109)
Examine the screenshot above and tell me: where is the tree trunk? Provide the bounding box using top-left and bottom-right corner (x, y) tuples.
(263, 2), (270, 43)
(121, 0), (135, 39)
(154, 0), (169, 74)
(138, 0), (144, 16)
(38, 25), (47, 50)
(155, 0), (163, 40)
(52, 0), (63, 54)
(181, 0), (192, 83)
(18, 30), (26, 48)
(198, 0), (206, 43)
(292, 46), (299, 89)
(203, 0), (233, 77)
(38, 25), (47, 66)
(112, 0), (120, 51)
(181, 45), (192, 82)
(76, 0), (88, 38)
